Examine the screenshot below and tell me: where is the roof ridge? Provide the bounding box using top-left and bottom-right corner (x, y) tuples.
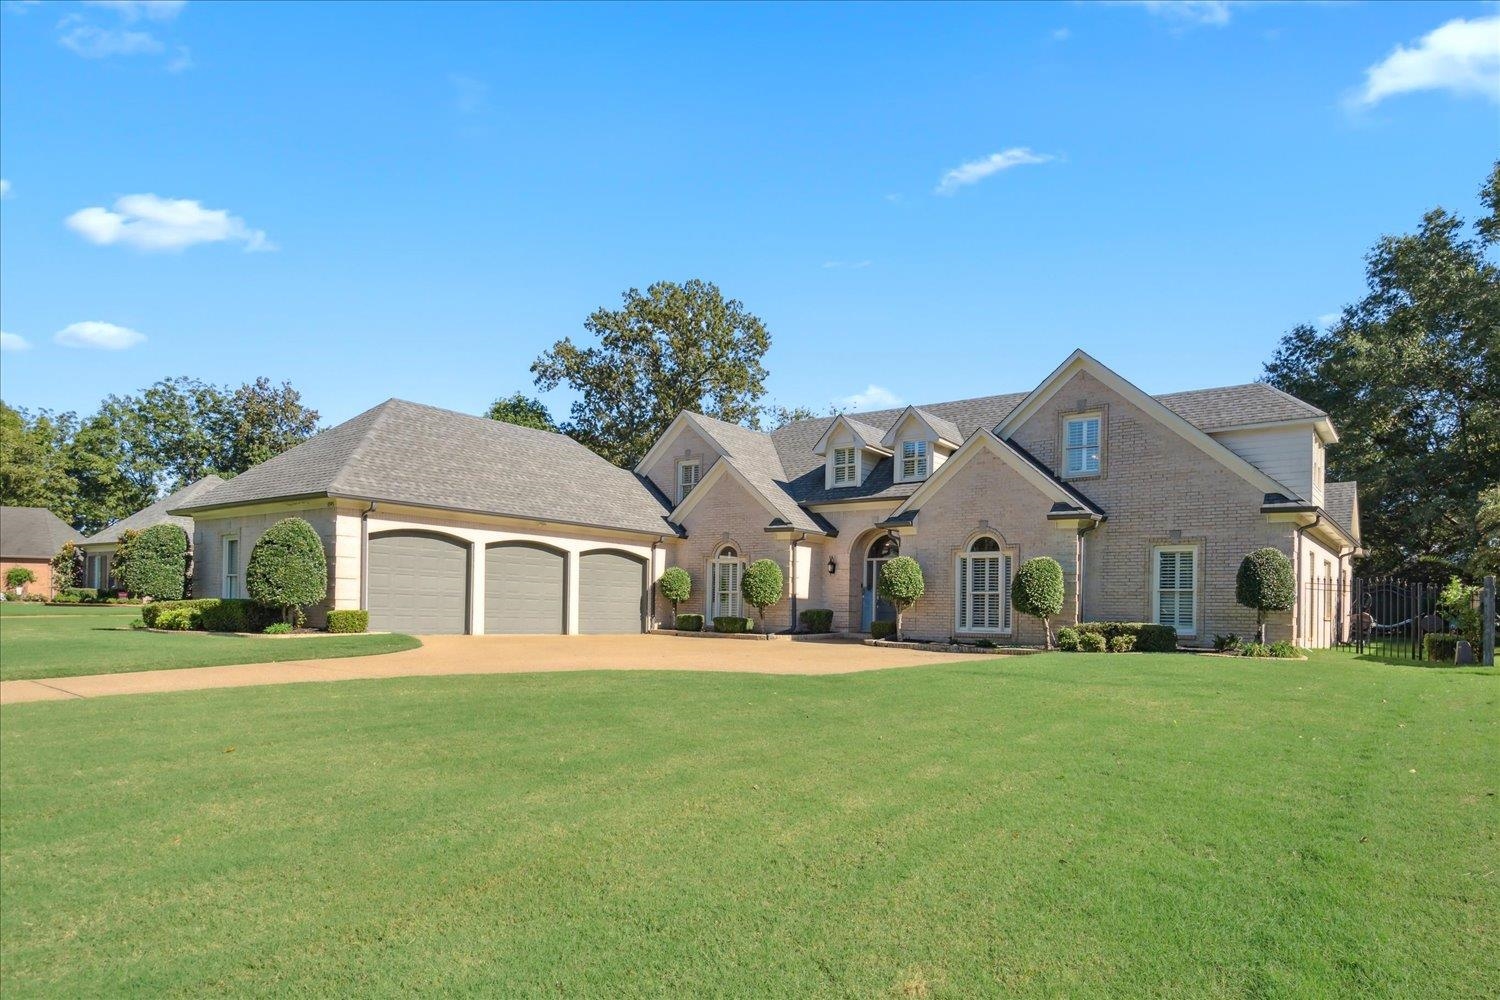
(327, 399), (399, 497)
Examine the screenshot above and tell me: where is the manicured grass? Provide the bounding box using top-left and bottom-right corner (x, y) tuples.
(0, 604), (420, 681)
(1, 651), (1494, 997)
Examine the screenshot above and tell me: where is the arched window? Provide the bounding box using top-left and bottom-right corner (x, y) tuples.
(711, 546), (744, 618)
(957, 535), (1011, 634)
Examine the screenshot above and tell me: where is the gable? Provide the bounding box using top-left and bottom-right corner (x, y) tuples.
(892, 429), (1102, 521)
(670, 460), (784, 534)
(634, 413), (725, 499)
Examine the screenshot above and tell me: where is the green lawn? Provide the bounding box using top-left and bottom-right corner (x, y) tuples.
(0, 604), (420, 681)
(1, 651), (1494, 997)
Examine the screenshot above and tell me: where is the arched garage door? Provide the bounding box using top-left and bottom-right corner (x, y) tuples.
(578, 550), (646, 634)
(368, 531), (469, 634)
(485, 543), (566, 634)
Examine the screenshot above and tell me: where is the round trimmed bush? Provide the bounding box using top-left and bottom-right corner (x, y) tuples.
(1055, 626), (1081, 651)
(120, 524), (189, 601)
(1078, 630), (1107, 653)
(659, 567), (692, 626)
(1011, 556), (1065, 648)
(1236, 547), (1295, 643)
(740, 559), (784, 633)
(878, 555), (925, 640)
(245, 517), (328, 626)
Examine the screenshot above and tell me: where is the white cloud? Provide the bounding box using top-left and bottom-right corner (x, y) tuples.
(58, 19), (164, 57)
(1051, 27), (1071, 42)
(0, 331), (31, 352)
(821, 260), (872, 270)
(0, 179), (10, 198)
(935, 147), (1055, 195)
(1352, 16), (1500, 108)
(837, 385), (903, 411)
(1118, 1), (1235, 27)
(83, 1), (186, 21)
(55, 321), (146, 350)
(66, 194), (274, 252)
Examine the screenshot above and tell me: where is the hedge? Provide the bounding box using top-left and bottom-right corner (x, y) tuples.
(870, 620), (897, 640)
(327, 609), (369, 634)
(142, 598), (219, 628)
(799, 608), (833, 634)
(713, 616), (756, 634)
(674, 613), (704, 632)
(1423, 633), (1460, 663)
(1056, 626), (1081, 651)
(1075, 621), (1178, 653)
(143, 598), (272, 633)
(122, 524), (189, 601)
(1109, 634), (1136, 653)
(1077, 630), (1107, 652)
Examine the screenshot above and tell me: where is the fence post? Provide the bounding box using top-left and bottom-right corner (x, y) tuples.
(1484, 575), (1495, 668)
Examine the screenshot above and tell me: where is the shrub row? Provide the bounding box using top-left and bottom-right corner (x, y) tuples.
(1213, 634), (1304, 658)
(799, 608), (833, 634)
(713, 616), (756, 634)
(142, 598), (276, 633)
(673, 613), (704, 632)
(1056, 622), (1177, 653)
(326, 609), (369, 634)
(870, 620), (897, 640)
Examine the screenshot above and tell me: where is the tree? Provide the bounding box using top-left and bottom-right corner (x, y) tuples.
(740, 558), (784, 634)
(1236, 548), (1296, 644)
(1264, 162), (1500, 573)
(1011, 556), (1065, 648)
(51, 541), (83, 595)
(5, 566), (36, 595)
(1472, 484), (1500, 580)
(658, 566), (691, 626)
(532, 279), (772, 466)
(121, 524), (189, 601)
(245, 517), (328, 626)
(765, 403), (818, 429)
(217, 377), (321, 472)
(111, 529), (142, 594)
(485, 393), (556, 431)
(878, 556), (925, 641)
(0, 402), (80, 522)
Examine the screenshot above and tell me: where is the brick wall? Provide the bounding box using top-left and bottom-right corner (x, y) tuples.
(192, 503), (338, 626)
(667, 474), (795, 629)
(1, 558), (53, 597)
(641, 423), (721, 505)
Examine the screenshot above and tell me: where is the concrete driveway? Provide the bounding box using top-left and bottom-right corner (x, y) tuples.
(0, 634), (978, 705)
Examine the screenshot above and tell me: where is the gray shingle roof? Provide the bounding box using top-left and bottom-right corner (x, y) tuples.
(908, 407), (962, 445)
(173, 400), (677, 536)
(85, 476), (224, 545)
(1323, 481), (1359, 541)
(1156, 383), (1325, 432)
(0, 507), (84, 559)
(684, 413), (832, 534)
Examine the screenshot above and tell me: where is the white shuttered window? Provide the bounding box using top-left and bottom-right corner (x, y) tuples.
(1153, 546), (1197, 636)
(833, 447), (857, 485)
(957, 537), (1011, 633)
(1065, 416), (1101, 476)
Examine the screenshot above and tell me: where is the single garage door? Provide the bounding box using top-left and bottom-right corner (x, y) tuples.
(368, 532), (469, 634)
(485, 543), (565, 634)
(578, 550), (645, 634)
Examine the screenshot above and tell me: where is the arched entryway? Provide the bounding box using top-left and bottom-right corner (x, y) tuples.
(861, 535), (899, 630)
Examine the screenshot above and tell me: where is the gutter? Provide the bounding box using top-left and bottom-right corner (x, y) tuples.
(1292, 513), (1322, 646)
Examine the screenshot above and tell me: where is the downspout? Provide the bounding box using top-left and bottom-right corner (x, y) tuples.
(1076, 519), (1100, 624)
(650, 537), (662, 629)
(1292, 514), (1322, 645)
(359, 502), (376, 610)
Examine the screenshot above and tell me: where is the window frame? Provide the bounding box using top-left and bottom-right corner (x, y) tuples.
(222, 535), (241, 600)
(709, 545), (744, 620)
(899, 438), (929, 482)
(1151, 544), (1199, 638)
(832, 446), (858, 487)
(1063, 413), (1102, 478)
(677, 459), (702, 503)
(955, 537), (1012, 635)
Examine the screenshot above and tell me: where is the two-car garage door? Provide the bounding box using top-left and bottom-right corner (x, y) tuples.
(367, 531), (644, 635)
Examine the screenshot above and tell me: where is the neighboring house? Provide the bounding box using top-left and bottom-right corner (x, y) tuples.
(637, 349), (1360, 647)
(0, 506), (85, 596)
(167, 351), (1360, 646)
(79, 476), (225, 593)
(170, 399), (679, 633)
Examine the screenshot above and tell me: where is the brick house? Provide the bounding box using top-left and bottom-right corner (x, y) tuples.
(0, 507), (84, 597)
(638, 350), (1359, 647)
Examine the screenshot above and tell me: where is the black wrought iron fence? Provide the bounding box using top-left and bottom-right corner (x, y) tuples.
(1350, 577), (1445, 660)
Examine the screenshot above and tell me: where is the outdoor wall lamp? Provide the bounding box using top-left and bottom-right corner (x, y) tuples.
(827, 557), (837, 575)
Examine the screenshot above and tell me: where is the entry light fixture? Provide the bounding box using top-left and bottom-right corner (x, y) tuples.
(827, 557), (837, 575)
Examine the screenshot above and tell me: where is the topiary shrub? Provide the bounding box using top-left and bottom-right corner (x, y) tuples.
(5, 566), (36, 594)
(713, 615), (755, 634)
(52, 541), (83, 594)
(1077, 630), (1107, 653)
(674, 613), (704, 632)
(878, 556), (924, 641)
(870, 620), (897, 640)
(1110, 634), (1136, 653)
(1011, 556), (1065, 648)
(121, 524), (189, 601)
(658, 567), (692, 627)
(327, 609), (369, 634)
(799, 608), (834, 634)
(1236, 548), (1295, 644)
(1055, 626), (1081, 651)
(740, 559), (784, 634)
(245, 517), (328, 626)
(1423, 633), (1460, 663)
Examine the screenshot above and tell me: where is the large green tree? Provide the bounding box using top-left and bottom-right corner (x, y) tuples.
(532, 279), (771, 466)
(485, 393), (556, 431)
(1264, 163), (1500, 574)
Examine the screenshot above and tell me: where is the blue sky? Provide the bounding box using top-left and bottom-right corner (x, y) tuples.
(2, 1), (1496, 426)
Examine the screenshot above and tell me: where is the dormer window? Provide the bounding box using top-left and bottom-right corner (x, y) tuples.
(677, 460), (701, 503)
(900, 439), (928, 481)
(1064, 415), (1101, 477)
(833, 447), (857, 486)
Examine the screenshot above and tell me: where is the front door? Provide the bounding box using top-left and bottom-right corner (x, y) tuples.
(861, 536), (899, 630)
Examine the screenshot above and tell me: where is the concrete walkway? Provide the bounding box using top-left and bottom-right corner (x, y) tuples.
(0, 634), (978, 705)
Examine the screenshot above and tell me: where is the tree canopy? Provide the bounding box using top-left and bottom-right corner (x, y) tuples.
(1264, 162), (1499, 574)
(532, 279), (771, 466)
(1012, 556), (1065, 648)
(485, 393), (556, 432)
